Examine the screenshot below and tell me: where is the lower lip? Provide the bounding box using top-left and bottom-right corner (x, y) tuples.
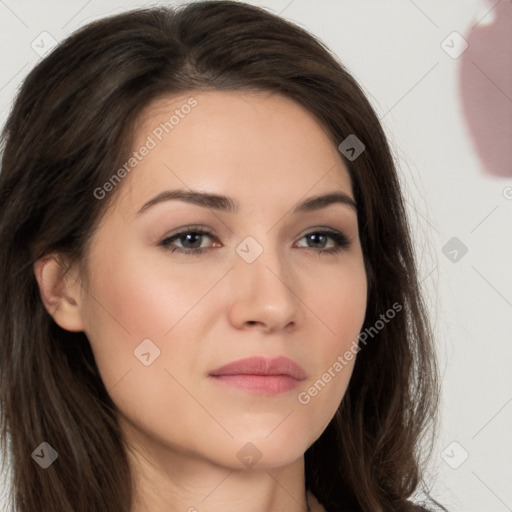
(209, 374), (302, 394)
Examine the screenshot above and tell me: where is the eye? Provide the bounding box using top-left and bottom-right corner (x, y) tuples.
(159, 226), (352, 256)
(295, 230), (351, 255)
(160, 227), (217, 255)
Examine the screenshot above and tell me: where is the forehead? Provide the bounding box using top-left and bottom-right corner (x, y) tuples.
(113, 90), (353, 215)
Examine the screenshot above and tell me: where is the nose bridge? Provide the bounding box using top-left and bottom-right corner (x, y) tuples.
(228, 231), (300, 330)
(235, 232), (291, 293)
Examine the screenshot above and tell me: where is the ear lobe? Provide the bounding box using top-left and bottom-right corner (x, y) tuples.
(33, 255), (85, 332)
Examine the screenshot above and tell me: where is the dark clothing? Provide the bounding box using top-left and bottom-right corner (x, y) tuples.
(323, 504), (434, 511)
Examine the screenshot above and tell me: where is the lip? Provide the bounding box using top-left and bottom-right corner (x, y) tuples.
(208, 356), (307, 395)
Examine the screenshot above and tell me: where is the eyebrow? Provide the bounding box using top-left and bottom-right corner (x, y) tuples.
(136, 188), (357, 215)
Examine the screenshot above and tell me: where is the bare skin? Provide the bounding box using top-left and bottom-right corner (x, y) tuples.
(35, 90), (367, 512)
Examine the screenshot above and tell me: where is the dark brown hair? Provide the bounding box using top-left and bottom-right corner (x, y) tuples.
(0, 2), (446, 511)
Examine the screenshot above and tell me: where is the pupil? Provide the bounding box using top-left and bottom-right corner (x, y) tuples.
(309, 233), (325, 248)
(182, 233), (201, 248)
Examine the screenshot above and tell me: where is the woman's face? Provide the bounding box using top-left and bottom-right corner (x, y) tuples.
(77, 90), (367, 470)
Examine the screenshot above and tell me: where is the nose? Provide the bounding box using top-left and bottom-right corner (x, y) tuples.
(227, 240), (303, 333)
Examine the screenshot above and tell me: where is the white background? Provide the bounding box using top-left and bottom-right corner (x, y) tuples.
(1, 1), (511, 511)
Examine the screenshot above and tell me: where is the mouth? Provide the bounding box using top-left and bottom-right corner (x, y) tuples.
(208, 356), (307, 395)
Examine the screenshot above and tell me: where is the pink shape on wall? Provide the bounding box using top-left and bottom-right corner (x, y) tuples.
(460, 1), (512, 177)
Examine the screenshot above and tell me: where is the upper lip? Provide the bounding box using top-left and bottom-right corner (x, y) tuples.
(209, 356), (307, 380)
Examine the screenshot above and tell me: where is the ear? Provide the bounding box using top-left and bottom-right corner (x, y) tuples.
(33, 255), (85, 332)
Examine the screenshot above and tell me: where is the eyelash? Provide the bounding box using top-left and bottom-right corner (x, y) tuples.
(159, 226), (351, 256)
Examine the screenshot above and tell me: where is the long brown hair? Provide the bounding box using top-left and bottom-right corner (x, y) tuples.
(0, 2), (446, 511)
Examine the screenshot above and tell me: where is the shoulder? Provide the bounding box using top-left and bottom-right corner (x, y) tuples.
(321, 503), (436, 512)
(308, 492), (443, 512)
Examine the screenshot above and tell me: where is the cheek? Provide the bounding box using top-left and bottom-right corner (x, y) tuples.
(304, 254), (367, 355)
(84, 239), (223, 339)
(295, 255), (367, 414)
(80, 239), (215, 389)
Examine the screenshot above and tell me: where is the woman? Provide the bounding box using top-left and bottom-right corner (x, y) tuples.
(0, 2), (447, 511)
